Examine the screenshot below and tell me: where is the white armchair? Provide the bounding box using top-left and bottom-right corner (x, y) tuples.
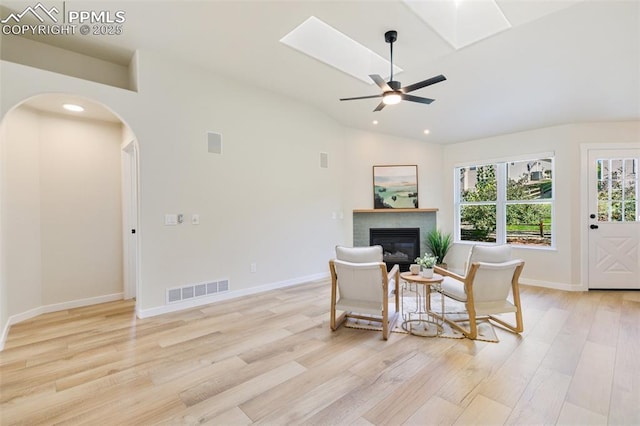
(329, 246), (400, 340)
(434, 245), (524, 340)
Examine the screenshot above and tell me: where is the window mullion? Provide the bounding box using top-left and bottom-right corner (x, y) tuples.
(496, 163), (506, 244)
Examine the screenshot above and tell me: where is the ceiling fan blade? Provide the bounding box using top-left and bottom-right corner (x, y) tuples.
(401, 74), (446, 94)
(369, 74), (392, 91)
(340, 94), (383, 101)
(373, 101), (386, 112)
(401, 94), (435, 104)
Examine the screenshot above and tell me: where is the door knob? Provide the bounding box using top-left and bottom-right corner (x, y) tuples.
(590, 224), (599, 229)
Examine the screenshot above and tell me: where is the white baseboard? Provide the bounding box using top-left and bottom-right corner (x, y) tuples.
(444, 268), (584, 292)
(0, 293), (123, 352)
(520, 278), (585, 292)
(138, 272), (330, 319)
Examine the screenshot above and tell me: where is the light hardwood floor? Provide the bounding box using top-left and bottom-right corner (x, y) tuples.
(1, 281), (639, 425)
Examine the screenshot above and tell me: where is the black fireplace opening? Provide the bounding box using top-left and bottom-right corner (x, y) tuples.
(370, 228), (420, 272)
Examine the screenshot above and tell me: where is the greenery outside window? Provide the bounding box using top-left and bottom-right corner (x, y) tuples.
(596, 158), (638, 222)
(455, 156), (554, 247)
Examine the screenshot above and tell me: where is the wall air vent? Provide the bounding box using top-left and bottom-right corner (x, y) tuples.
(207, 132), (222, 154)
(320, 152), (328, 168)
(166, 279), (229, 304)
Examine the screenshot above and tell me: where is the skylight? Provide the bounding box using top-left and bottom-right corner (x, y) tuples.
(280, 16), (402, 84)
(403, 0), (511, 49)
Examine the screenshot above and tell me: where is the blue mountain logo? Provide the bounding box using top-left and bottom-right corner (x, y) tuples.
(1, 3), (59, 24)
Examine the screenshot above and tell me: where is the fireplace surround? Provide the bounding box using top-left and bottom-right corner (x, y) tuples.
(353, 208), (437, 272)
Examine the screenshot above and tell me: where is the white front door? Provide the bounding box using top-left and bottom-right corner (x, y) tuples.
(587, 149), (640, 289)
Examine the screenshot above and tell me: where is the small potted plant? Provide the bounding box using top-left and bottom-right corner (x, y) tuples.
(415, 254), (437, 278)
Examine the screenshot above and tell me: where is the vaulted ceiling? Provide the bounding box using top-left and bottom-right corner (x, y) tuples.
(2, 0), (639, 144)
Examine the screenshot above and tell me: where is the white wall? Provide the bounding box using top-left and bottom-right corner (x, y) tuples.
(1, 106), (124, 314)
(132, 51), (349, 311)
(1, 49), (350, 325)
(0, 36), (132, 90)
(441, 121), (640, 289)
(38, 111), (124, 303)
(342, 128), (445, 242)
(1, 107), (42, 323)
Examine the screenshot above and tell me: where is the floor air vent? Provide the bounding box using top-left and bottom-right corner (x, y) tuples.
(167, 280), (230, 304)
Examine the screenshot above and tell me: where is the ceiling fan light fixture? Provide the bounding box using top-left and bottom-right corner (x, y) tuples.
(339, 30), (445, 111)
(382, 92), (402, 105)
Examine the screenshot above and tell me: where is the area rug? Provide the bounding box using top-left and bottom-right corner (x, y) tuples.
(343, 294), (499, 342)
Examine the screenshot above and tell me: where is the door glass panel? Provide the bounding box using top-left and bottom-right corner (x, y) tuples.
(624, 202), (637, 221)
(598, 201), (609, 221)
(624, 159), (636, 179)
(597, 157), (639, 222)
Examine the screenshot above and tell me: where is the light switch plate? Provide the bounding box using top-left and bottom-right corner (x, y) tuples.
(165, 214), (178, 225)
(192, 214), (200, 225)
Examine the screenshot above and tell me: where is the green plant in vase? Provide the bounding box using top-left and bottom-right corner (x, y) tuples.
(425, 228), (452, 268)
(415, 253), (437, 278)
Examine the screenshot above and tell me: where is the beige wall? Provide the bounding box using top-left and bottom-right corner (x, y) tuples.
(1, 107), (42, 320)
(1, 106), (123, 316)
(342, 128), (445, 243)
(1, 51), (350, 320)
(0, 36), (131, 90)
(38, 111), (123, 303)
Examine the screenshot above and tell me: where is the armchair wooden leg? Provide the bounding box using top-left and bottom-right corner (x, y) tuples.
(467, 315), (478, 340)
(489, 311), (523, 334)
(331, 311), (346, 331)
(441, 315), (477, 339)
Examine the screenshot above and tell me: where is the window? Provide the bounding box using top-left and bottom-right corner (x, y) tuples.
(455, 156), (554, 247)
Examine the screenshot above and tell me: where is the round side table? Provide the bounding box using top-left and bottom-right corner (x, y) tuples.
(400, 272), (445, 337)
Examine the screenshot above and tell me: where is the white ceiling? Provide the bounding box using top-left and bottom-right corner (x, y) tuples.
(2, 0), (639, 144)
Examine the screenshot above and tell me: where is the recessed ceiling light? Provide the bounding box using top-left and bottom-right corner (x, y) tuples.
(424, 129), (430, 135)
(63, 104), (84, 112)
(372, 120), (379, 125)
(280, 16), (402, 84)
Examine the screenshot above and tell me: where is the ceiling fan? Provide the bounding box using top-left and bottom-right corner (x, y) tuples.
(339, 30), (446, 112)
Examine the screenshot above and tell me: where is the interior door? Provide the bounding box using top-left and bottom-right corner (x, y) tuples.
(587, 149), (640, 289)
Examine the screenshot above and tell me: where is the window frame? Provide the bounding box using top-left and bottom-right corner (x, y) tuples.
(454, 153), (556, 249)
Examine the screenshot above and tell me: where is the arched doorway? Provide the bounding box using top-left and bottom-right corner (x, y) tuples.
(0, 93), (139, 321)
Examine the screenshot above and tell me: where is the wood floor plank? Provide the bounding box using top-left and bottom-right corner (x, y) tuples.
(609, 295), (640, 425)
(453, 394), (511, 425)
(239, 344), (375, 421)
(362, 350), (474, 425)
(1, 282), (638, 424)
(504, 366), (572, 425)
(556, 401), (608, 424)
(255, 372), (366, 424)
(565, 341), (616, 416)
(475, 337), (551, 408)
(174, 361), (308, 423)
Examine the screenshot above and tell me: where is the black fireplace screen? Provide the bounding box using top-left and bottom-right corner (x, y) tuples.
(369, 228), (420, 272)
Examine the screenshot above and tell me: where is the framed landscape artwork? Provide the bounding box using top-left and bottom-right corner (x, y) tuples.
(373, 165), (418, 209)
